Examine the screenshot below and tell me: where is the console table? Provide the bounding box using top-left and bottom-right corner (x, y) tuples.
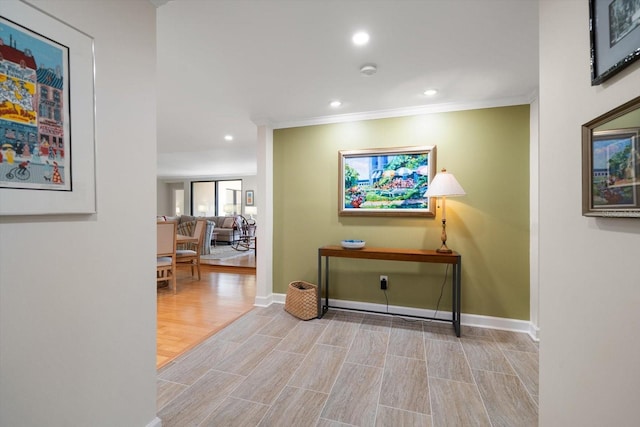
(317, 245), (462, 336)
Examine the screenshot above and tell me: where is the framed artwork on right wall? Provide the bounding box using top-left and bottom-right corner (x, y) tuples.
(589, 0), (640, 85)
(582, 95), (640, 217)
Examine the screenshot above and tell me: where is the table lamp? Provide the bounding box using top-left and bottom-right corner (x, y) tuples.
(424, 168), (466, 253)
(244, 206), (257, 219)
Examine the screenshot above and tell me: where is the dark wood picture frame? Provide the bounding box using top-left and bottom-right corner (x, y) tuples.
(590, 0), (640, 85)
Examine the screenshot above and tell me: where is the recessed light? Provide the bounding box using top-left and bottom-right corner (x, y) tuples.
(352, 31), (370, 46)
(424, 89), (438, 96)
(224, 135), (233, 141)
(330, 100), (342, 108)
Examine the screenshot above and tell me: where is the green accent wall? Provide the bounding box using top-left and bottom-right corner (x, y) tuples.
(273, 105), (530, 320)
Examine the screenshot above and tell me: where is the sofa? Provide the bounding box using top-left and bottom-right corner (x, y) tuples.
(159, 215), (241, 254)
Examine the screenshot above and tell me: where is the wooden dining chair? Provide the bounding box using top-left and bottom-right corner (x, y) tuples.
(176, 219), (206, 280)
(157, 220), (178, 292)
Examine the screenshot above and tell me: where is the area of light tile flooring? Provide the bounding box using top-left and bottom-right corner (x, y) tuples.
(157, 305), (538, 426)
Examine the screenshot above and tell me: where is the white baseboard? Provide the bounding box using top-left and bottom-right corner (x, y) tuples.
(147, 417), (162, 427)
(271, 294), (538, 341)
(254, 294), (273, 307)
(529, 323), (540, 341)
(272, 293), (286, 304)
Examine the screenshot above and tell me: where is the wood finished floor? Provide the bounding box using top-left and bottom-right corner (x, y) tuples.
(157, 254), (256, 369)
(157, 307), (539, 426)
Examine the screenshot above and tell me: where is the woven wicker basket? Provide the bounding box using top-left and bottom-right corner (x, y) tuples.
(284, 281), (318, 320)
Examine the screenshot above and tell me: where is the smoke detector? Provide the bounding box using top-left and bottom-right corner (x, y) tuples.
(360, 64), (377, 76)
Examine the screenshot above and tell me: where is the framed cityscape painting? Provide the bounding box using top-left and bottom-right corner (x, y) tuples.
(0, 0), (95, 215)
(582, 95), (640, 217)
(585, 128), (640, 215)
(339, 145), (436, 217)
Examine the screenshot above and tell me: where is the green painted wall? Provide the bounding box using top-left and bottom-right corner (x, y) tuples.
(273, 105), (530, 320)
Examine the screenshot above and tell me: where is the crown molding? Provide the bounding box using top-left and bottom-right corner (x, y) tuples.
(149, 0), (171, 8)
(525, 88), (539, 104)
(273, 95), (534, 130)
(252, 117), (275, 128)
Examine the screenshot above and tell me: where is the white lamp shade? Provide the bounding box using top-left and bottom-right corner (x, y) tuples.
(424, 169), (466, 197)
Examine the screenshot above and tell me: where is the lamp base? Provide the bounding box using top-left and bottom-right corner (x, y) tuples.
(436, 219), (453, 253)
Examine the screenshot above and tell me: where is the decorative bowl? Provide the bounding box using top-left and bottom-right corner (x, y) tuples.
(341, 239), (366, 249)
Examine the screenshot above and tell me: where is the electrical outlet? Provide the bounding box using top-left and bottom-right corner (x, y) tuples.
(380, 275), (388, 290)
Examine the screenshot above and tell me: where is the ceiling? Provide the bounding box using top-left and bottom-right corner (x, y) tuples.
(154, 0), (538, 178)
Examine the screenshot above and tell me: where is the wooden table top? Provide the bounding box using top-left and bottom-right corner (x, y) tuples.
(319, 245), (460, 264)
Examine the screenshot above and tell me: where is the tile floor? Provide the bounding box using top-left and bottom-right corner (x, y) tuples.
(157, 305), (538, 426)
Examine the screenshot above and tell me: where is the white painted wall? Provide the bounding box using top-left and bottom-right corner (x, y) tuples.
(255, 125), (273, 306)
(0, 1), (158, 426)
(530, 96), (540, 340)
(539, 1), (640, 425)
(157, 179), (172, 216)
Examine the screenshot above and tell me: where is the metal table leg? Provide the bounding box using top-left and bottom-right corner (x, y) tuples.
(317, 251), (323, 318)
(324, 257), (329, 316)
(453, 259), (461, 337)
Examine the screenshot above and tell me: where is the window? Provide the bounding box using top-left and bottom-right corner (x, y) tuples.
(191, 179), (242, 216)
(192, 181), (215, 216)
(217, 180), (242, 216)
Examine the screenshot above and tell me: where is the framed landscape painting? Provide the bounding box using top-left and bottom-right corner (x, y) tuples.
(338, 145), (436, 217)
(0, 1), (95, 215)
